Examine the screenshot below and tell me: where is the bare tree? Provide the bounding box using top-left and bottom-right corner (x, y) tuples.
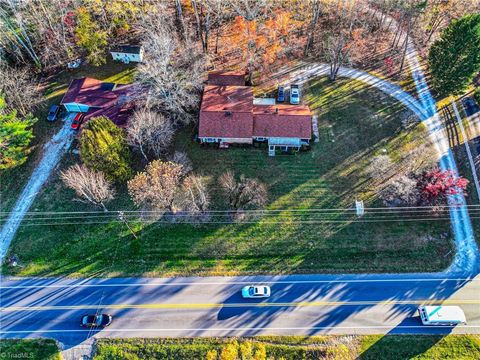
(171, 150), (193, 176)
(380, 175), (420, 207)
(227, 0), (270, 21)
(0, 1), (41, 67)
(127, 160), (183, 216)
(127, 108), (174, 161)
(318, 1), (360, 81)
(191, 0), (233, 54)
(219, 171), (268, 211)
(136, 16), (205, 124)
(366, 155), (394, 180)
(0, 64), (41, 116)
(174, 174), (210, 214)
(304, 0), (322, 55)
(61, 164), (115, 211)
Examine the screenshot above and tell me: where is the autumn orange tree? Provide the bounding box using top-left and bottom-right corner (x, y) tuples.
(233, 11), (297, 83)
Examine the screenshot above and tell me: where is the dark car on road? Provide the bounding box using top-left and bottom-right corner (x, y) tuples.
(80, 314), (112, 328)
(47, 105), (60, 122)
(462, 97), (480, 116)
(277, 86), (285, 102)
(71, 113), (85, 130)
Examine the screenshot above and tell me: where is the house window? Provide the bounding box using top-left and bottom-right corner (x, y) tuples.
(205, 138), (217, 143)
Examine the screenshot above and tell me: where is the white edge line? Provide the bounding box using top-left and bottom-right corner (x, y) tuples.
(1, 325), (480, 334)
(1, 278), (479, 289)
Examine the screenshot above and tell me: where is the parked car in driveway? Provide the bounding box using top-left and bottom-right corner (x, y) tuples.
(241, 285), (271, 298)
(277, 86), (285, 102)
(47, 105), (60, 122)
(80, 314), (112, 327)
(290, 84), (300, 104)
(71, 113), (85, 130)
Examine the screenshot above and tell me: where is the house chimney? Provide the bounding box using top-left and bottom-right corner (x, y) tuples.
(275, 107), (278, 114)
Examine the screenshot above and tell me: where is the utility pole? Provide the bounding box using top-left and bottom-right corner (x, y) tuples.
(451, 100), (480, 203)
(117, 211), (138, 239)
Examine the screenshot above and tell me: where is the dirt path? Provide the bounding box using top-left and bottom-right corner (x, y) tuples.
(0, 114), (76, 261)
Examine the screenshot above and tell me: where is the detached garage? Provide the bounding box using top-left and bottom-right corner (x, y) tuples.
(110, 45), (143, 64)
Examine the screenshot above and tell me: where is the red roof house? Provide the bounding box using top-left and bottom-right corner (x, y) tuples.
(198, 71), (313, 154)
(199, 85), (254, 143)
(253, 105), (312, 139)
(60, 77), (141, 128)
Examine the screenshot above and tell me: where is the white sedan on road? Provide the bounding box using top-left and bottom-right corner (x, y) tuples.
(241, 285), (271, 298)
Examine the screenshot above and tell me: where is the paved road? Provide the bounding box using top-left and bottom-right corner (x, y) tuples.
(1, 274), (479, 349)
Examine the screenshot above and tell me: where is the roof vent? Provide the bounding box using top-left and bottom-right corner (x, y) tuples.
(275, 107), (279, 114)
(225, 111), (232, 117)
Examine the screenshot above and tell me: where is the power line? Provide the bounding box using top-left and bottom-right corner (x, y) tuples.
(6, 216), (480, 228)
(1, 204), (480, 216)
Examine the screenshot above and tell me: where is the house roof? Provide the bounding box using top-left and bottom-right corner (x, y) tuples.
(62, 77), (142, 127)
(198, 75), (312, 141)
(61, 77), (117, 107)
(201, 85), (253, 113)
(253, 105), (312, 139)
(199, 111), (253, 139)
(111, 45), (142, 54)
(208, 70), (246, 86)
(84, 102), (135, 128)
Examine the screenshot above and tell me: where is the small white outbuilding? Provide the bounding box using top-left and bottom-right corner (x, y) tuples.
(110, 45), (143, 64)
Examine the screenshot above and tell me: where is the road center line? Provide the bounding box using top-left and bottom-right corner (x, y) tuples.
(1, 277), (479, 289)
(2, 299), (478, 312)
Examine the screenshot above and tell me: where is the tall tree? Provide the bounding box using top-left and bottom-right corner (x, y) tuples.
(317, 0), (361, 81)
(128, 160), (183, 215)
(0, 95), (36, 170)
(79, 116), (131, 181)
(428, 14), (480, 96)
(136, 16), (205, 124)
(174, 174), (210, 214)
(0, 2), (41, 67)
(0, 64), (41, 116)
(219, 171), (268, 211)
(127, 109), (174, 161)
(74, 7), (108, 66)
(233, 11), (296, 83)
(61, 164), (115, 211)
(304, 0), (322, 55)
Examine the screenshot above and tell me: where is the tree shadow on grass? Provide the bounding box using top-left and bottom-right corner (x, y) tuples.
(357, 320), (455, 359)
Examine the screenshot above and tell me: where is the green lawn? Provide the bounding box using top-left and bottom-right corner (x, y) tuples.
(0, 339), (60, 360)
(3, 77), (453, 277)
(0, 59), (136, 213)
(94, 335), (480, 360)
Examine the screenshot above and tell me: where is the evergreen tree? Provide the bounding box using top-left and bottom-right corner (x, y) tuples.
(80, 116), (131, 181)
(0, 95), (36, 170)
(428, 14), (480, 97)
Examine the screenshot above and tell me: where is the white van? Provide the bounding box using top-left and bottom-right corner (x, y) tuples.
(418, 305), (467, 325)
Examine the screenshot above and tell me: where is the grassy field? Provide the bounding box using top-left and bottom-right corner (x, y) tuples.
(94, 335), (480, 360)
(0, 59), (136, 213)
(0, 339), (60, 360)
(2, 77), (453, 277)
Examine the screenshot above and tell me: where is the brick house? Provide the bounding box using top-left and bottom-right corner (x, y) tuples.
(198, 71), (313, 155)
